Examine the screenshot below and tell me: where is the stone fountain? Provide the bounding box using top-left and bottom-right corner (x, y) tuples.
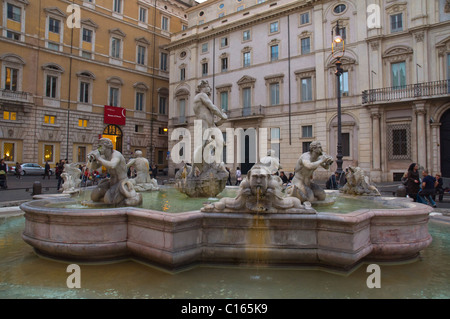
(126, 150), (159, 192)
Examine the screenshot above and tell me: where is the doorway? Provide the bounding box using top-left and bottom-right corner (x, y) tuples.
(103, 124), (123, 153)
(440, 109), (450, 178)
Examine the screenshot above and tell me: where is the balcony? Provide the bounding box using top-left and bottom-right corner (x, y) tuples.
(362, 80), (450, 105)
(0, 89), (34, 112)
(226, 105), (265, 120)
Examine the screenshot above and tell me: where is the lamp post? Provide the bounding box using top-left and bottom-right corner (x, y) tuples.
(331, 21), (346, 185)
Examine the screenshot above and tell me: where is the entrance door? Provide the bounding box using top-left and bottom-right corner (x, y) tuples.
(103, 124), (123, 153)
(440, 109), (450, 178)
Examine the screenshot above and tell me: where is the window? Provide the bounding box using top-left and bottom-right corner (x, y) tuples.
(109, 87), (119, 106)
(302, 141), (311, 153)
(44, 144), (54, 163)
(158, 127), (168, 135)
(137, 45), (146, 65)
(271, 45), (279, 61)
(202, 63), (208, 76)
(78, 119), (88, 127)
(340, 71), (349, 96)
(390, 13), (403, 33)
(159, 96), (167, 114)
(6, 31), (20, 40)
(221, 57), (228, 72)
(139, 7), (147, 23)
(301, 37), (310, 54)
(44, 115), (55, 124)
(180, 68), (185, 81)
(158, 150), (164, 165)
(46, 75), (58, 98)
(270, 83), (280, 106)
(135, 125), (144, 133)
(301, 77), (312, 101)
(49, 18), (60, 34)
(300, 12), (310, 25)
(243, 30), (251, 41)
(392, 61), (406, 88)
(162, 16), (169, 31)
(243, 52), (251, 67)
(333, 4), (346, 14)
(388, 124), (410, 159)
(113, 0), (122, 13)
(302, 125), (313, 138)
(392, 129), (407, 156)
(242, 87), (251, 116)
(48, 43), (60, 51)
(221, 37), (228, 48)
(160, 53), (168, 71)
(111, 37), (121, 58)
(3, 111), (16, 121)
(270, 128), (280, 159)
(7, 4), (21, 22)
(342, 133), (350, 157)
(179, 99), (186, 123)
(4, 67), (18, 91)
(78, 146), (86, 163)
(3, 142), (15, 162)
(220, 91), (228, 112)
(202, 43), (208, 53)
(135, 92), (144, 111)
(270, 21), (279, 33)
(82, 28), (92, 43)
(82, 51), (92, 59)
(78, 81), (89, 103)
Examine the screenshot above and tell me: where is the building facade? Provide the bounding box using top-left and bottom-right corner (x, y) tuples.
(166, 0), (450, 182)
(0, 0), (193, 172)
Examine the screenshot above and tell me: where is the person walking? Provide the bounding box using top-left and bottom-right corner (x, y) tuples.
(56, 159), (65, 191)
(43, 161), (51, 179)
(0, 158), (8, 189)
(15, 162), (22, 179)
(235, 167), (242, 186)
(433, 173), (444, 203)
(405, 163), (421, 202)
(226, 167), (232, 185)
(418, 169), (437, 207)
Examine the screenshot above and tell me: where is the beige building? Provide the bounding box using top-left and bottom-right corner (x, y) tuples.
(0, 0), (194, 173)
(167, 0), (450, 182)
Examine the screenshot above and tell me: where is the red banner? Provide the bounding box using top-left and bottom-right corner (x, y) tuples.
(104, 105), (126, 125)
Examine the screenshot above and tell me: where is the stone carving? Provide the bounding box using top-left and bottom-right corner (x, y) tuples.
(175, 80), (229, 198)
(87, 138), (142, 206)
(126, 150), (159, 192)
(260, 149), (282, 174)
(340, 166), (381, 196)
(202, 162), (312, 214)
(61, 163), (82, 194)
(286, 141), (333, 203)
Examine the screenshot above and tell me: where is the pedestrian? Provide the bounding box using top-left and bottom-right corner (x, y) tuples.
(152, 164), (158, 179)
(56, 159), (65, 191)
(226, 167), (232, 185)
(15, 162), (22, 179)
(43, 161), (51, 179)
(405, 163), (421, 202)
(433, 173), (444, 203)
(288, 173), (294, 183)
(326, 172), (339, 190)
(235, 167), (242, 186)
(0, 158), (8, 189)
(418, 169), (437, 207)
(280, 171), (289, 184)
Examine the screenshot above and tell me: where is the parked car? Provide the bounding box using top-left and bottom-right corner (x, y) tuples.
(11, 163), (54, 176)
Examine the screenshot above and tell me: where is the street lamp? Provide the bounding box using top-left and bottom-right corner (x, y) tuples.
(331, 20), (346, 185)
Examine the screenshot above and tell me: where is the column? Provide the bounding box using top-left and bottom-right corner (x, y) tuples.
(371, 108), (382, 181)
(415, 103), (427, 168)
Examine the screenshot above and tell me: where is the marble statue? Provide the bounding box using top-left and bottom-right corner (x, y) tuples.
(260, 149), (282, 175)
(175, 80), (229, 197)
(61, 163), (82, 194)
(286, 141), (334, 203)
(202, 162), (313, 214)
(87, 138), (142, 206)
(126, 150), (159, 192)
(340, 166), (381, 196)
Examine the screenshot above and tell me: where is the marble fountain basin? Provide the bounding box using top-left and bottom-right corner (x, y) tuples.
(20, 192), (433, 272)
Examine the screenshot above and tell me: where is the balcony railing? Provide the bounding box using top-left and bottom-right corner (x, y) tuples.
(226, 105), (265, 119)
(362, 80), (450, 104)
(0, 89), (34, 103)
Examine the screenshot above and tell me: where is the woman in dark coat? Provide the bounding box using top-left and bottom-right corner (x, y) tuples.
(406, 163), (421, 202)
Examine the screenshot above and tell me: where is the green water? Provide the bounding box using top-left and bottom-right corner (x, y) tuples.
(64, 187), (396, 214)
(1, 216), (449, 298)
